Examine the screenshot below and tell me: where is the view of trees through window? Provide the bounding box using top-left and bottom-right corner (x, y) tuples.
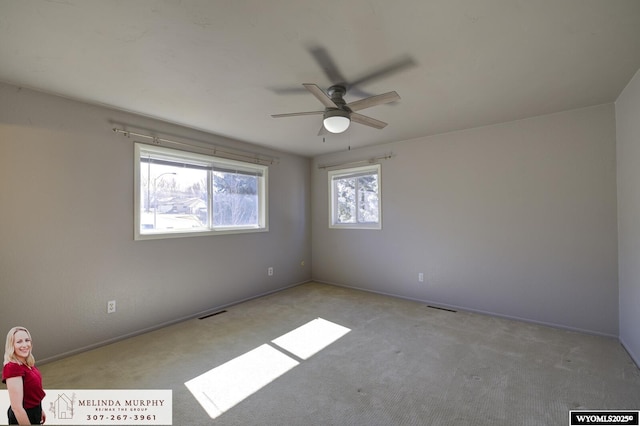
(212, 170), (259, 227)
(332, 168), (379, 225)
(140, 158), (260, 233)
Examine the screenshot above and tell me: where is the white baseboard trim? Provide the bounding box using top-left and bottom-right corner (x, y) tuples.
(620, 337), (640, 369)
(314, 279), (619, 339)
(39, 279), (311, 365)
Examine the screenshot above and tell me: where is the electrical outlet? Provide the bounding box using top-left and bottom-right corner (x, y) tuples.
(268, 267), (274, 276)
(107, 300), (116, 314)
(418, 273), (424, 283)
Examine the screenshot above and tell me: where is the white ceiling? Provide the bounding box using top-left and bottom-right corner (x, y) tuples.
(1, 1), (639, 157)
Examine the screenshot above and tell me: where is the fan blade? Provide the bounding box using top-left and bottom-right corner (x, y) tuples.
(308, 45), (347, 86)
(271, 111), (324, 118)
(347, 91), (400, 112)
(317, 125), (328, 136)
(351, 112), (388, 129)
(270, 85), (308, 95)
(349, 55), (417, 88)
(303, 84), (338, 108)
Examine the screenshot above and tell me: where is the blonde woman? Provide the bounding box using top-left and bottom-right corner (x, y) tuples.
(2, 327), (46, 425)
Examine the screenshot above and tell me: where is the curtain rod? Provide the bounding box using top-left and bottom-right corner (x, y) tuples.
(112, 128), (278, 166)
(317, 153), (394, 170)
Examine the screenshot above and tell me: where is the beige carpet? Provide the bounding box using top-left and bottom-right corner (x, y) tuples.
(38, 282), (640, 425)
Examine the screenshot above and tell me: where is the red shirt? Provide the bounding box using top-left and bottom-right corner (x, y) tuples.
(2, 362), (46, 408)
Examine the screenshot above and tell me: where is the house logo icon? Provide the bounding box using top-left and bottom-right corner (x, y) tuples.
(51, 392), (75, 420)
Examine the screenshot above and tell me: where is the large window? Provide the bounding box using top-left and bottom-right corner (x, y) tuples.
(135, 144), (268, 240)
(328, 164), (381, 229)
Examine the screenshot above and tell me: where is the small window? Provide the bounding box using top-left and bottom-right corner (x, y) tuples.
(135, 144), (268, 240)
(328, 164), (381, 229)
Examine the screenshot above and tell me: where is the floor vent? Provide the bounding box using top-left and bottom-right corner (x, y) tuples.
(199, 310), (227, 320)
(427, 305), (457, 313)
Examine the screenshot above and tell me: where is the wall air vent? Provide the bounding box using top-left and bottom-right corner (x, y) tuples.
(427, 305), (457, 313)
(199, 310), (227, 320)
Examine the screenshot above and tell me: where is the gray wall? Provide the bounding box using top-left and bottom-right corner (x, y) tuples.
(312, 104), (619, 336)
(0, 82), (312, 362)
(616, 69), (640, 365)
(0, 79), (626, 362)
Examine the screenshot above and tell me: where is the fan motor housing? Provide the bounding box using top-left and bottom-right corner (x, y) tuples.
(327, 85), (348, 108)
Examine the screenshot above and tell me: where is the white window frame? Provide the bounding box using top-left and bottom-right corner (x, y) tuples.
(328, 164), (382, 230)
(134, 143), (268, 240)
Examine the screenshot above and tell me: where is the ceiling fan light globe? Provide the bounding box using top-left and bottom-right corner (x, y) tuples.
(323, 116), (350, 133)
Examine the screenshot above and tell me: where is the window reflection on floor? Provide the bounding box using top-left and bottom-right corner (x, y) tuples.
(184, 318), (351, 420)
(271, 317), (351, 360)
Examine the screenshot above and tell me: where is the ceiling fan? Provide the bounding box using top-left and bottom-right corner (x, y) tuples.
(271, 83), (400, 134)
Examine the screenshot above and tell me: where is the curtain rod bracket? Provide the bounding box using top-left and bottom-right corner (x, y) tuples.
(113, 128), (131, 138)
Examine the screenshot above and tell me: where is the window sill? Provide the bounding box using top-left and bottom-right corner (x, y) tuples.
(135, 226), (268, 241)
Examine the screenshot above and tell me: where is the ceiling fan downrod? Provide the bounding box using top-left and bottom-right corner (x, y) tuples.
(327, 85), (348, 110)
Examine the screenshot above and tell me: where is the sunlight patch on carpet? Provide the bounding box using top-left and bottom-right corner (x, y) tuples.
(184, 344), (299, 419)
(184, 318), (350, 420)
(271, 317), (351, 360)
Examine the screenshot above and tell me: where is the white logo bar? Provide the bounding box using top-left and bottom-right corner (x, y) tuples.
(0, 389), (172, 425)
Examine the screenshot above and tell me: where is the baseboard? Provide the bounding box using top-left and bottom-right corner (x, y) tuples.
(620, 337), (640, 369)
(39, 279), (311, 365)
(314, 279), (619, 339)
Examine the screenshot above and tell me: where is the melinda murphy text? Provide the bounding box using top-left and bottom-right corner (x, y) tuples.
(0, 389), (173, 425)
(78, 399), (167, 407)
